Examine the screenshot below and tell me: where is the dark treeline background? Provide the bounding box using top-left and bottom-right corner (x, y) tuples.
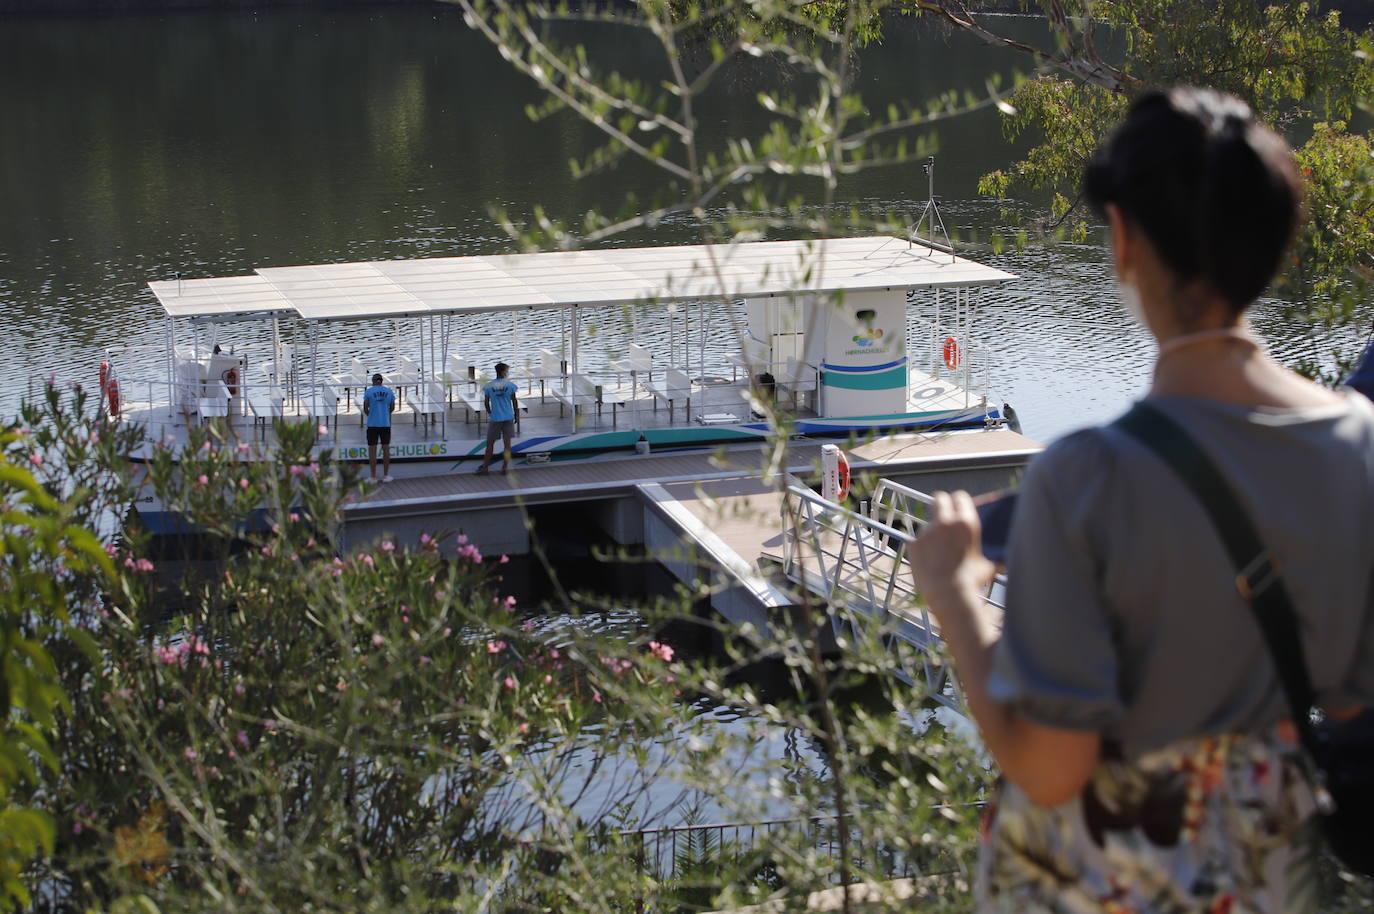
(5, 1), (1369, 29)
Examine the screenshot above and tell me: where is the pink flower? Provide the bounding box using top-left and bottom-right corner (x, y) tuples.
(499, 554), (510, 564)
(372, 633), (385, 647)
(503, 676), (516, 690)
(197, 474), (208, 485)
(28, 453), (42, 468)
(457, 534), (468, 545)
(504, 595), (517, 609)
(419, 655), (431, 665)
(648, 641), (675, 663)
(318, 425), (329, 436)
(289, 464), (305, 477)
(234, 683), (245, 696)
(184, 748), (198, 761)
(238, 478), (249, 490)
(237, 442), (250, 455)
(336, 680), (348, 691)
(486, 640), (506, 654)
(380, 541), (395, 553)
(289, 512), (300, 522)
(236, 730), (249, 747)
(361, 555), (374, 569)
(518, 722), (529, 734)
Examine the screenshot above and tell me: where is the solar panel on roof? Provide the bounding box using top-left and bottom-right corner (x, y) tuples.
(148, 236), (1015, 321)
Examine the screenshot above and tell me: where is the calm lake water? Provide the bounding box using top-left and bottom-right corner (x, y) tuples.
(3, 5), (1356, 445)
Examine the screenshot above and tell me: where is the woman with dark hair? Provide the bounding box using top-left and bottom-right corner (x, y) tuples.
(908, 87), (1374, 911)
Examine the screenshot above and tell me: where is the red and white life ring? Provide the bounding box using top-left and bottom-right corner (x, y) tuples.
(106, 377), (121, 416)
(942, 336), (961, 371)
(222, 367), (239, 397)
(836, 450), (851, 501)
(99, 360), (111, 396)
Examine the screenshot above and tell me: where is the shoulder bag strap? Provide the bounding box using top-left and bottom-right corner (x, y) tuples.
(1115, 401), (1320, 751)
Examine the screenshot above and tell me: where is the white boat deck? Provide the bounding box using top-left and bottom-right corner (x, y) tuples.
(123, 367), (988, 467)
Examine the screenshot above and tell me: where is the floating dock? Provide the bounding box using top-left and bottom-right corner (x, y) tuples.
(345, 427), (1034, 623)
(342, 428), (1037, 553)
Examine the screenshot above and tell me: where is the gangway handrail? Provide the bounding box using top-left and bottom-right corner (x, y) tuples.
(780, 478), (1005, 707)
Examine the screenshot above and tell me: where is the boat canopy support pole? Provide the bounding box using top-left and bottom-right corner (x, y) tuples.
(699, 299), (706, 383)
(271, 316), (282, 399)
(308, 325), (321, 413)
(165, 317), (175, 409)
(571, 305), (580, 378)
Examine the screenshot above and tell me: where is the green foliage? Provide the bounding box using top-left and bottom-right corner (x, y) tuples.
(962, 1), (1374, 369)
(0, 389), (988, 911)
(0, 382), (124, 911)
(455, 0), (1008, 251)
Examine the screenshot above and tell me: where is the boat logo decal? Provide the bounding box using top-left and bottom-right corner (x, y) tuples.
(848, 309), (892, 353)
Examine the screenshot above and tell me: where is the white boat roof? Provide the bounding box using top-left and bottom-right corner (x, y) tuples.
(149, 236), (1015, 321)
(147, 275), (295, 318)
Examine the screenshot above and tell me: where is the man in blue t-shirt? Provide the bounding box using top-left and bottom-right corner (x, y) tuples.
(362, 372), (396, 482)
(476, 362), (520, 475)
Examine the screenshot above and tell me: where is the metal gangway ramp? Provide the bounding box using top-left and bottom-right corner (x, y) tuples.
(779, 478), (1005, 709)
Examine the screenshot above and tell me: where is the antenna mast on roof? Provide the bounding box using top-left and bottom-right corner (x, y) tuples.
(908, 156), (955, 263)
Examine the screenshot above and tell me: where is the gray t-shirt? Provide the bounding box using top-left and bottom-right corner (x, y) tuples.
(987, 392), (1374, 757)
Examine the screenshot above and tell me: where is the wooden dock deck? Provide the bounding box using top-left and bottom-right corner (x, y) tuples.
(340, 427), (1040, 568)
(348, 428), (1039, 516)
(641, 473), (1002, 643)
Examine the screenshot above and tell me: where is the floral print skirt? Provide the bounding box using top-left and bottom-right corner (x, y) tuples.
(978, 731), (1320, 913)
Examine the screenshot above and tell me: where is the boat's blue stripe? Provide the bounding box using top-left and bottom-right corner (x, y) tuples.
(819, 357), (907, 373)
(821, 366), (908, 391)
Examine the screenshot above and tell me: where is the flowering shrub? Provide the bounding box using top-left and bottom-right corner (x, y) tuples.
(7, 387), (1000, 913)
(4, 390), (703, 912)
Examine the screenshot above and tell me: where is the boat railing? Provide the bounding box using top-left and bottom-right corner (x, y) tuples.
(908, 316), (997, 402)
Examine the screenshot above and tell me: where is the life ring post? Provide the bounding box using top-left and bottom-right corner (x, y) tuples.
(821, 444), (851, 503)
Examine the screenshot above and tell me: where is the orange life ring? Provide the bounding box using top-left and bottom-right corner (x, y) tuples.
(106, 377), (121, 416)
(222, 367), (239, 397)
(942, 336), (960, 371)
(836, 450), (851, 501)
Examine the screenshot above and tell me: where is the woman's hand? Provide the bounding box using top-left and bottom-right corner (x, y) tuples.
(905, 490), (1102, 806)
(906, 490), (996, 619)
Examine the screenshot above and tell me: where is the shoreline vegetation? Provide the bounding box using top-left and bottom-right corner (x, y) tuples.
(2, 0), (1371, 19)
(0, 1), (1061, 17)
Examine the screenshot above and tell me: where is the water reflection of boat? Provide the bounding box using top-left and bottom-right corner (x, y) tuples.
(107, 236), (1016, 525)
